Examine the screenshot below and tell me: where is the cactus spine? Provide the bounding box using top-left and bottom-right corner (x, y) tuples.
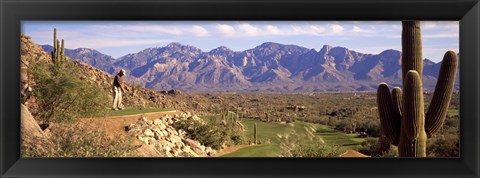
(254, 123), (257, 144)
(376, 21), (458, 157)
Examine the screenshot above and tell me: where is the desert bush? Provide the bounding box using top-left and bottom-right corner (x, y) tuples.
(173, 119), (229, 149)
(229, 131), (249, 145)
(279, 126), (344, 157)
(22, 124), (133, 157)
(29, 59), (108, 124)
(378, 147), (399, 157)
(357, 137), (378, 156)
(289, 141), (344, 157)
(358, 119), (381, 137)
(356, 137), (401, 157)
(444, 115), (459, 129)
(427, 134), (459, 157)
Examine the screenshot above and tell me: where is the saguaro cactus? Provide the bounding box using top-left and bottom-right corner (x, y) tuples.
(52, 28), (66, 64)
(376, 21), (458, 157)
(61, 39), (65, 61)
(254, 123), (258, 144)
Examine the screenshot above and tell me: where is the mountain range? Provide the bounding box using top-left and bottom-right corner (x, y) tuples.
(41, 42), (459, 92)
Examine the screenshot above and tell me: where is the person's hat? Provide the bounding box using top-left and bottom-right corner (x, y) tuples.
(120, 69), (126, 75)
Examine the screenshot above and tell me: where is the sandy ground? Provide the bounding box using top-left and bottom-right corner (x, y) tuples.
(339, 149), (370, 157)
(213, 145), (253, 157)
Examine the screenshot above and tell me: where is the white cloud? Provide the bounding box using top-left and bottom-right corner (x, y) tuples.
(351, 46), (401, 55)
(352, 26), (374, 33)
(45, 36), (169, 49)
(238, 23), (260, 36)
(215, 24), (236, 37)
(92, 25), (184, 35)
(423, 33), (459, 38)
(27, 28), (172, 49)
(422, 22), (437, 29)
(265, 25), (282, 35)
(23, 21), (458, 61)
(304, 25), (325, 35)
(328, 24), (344, 34)
(189, 25), (209, 37)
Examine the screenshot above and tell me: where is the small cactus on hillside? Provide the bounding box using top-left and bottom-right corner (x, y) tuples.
(52, 28), (66, 64)
(254, 123), (258, 144)
(376, 21), (458, 157)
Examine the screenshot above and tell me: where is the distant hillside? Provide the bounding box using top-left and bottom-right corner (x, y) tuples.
(41, 42), (459, 92)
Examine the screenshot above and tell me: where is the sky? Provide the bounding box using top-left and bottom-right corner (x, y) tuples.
(22, 21), (459, 62)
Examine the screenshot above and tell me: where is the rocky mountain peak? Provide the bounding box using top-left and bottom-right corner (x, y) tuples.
(166, 42), (183, 48)
(423, 58), (436, 66)
(209, 46), (234, 55)
(319, 44), (333, 53)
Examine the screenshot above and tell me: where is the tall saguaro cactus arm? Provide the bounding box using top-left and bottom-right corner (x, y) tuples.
(401, 71), (425, 141)
(425, 51), (458, 137)
(391, 87), (403, 116)
(401, 21), (423, 80)
(377, 83), (400, 146)
(53, 28), (57, 63)
(399, 71), (427, 157)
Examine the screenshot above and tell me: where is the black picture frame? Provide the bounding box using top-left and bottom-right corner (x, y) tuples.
(1, 0), (479, 177)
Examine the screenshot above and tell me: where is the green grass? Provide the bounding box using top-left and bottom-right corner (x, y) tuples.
(315, 125), (366, 149)
(219, 118), (367, 157)
(222, 145), (281, 157)
(93, 107), (175, 117)
(448, 109), (459, 117)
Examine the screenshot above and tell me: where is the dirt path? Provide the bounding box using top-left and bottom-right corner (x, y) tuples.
(213, 145), (253, 157)
(78, 110), (180, 145)
(339, 149), (370, 157)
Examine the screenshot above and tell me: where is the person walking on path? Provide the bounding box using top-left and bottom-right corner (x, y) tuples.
(112, 69), (126, 110)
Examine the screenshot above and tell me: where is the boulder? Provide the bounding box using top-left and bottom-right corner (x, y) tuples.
(153, 119), (162, 125)
(175, 141), (183, 148)
(128, 144), (164, 157)
(21, 104), (45, 140)
(143, 129), (154, 137)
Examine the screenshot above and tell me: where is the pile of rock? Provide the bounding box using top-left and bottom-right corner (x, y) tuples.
(126, 112), (214, 157)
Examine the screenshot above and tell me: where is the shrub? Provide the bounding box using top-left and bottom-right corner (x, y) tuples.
(427, 134), (459, 157)
(29, 59), (108, 123)
(22, 123), (133, 157)
(173, 119), (229, 149)
(289, 141), (344, 157)
(357, 137), (378, 156)
(279, 127), (344, 157)
(361, 119), (381, 137)
(229, 132), (249, 145)
(378, 147), (399, 157)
